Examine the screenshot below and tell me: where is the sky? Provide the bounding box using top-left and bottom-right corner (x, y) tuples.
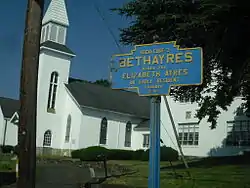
(0, 0), (132, 99)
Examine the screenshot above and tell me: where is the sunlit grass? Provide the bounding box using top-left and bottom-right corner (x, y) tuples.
(106, 157), (250, 188)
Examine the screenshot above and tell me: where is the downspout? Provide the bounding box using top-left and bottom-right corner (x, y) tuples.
(2, 119), (8, 146)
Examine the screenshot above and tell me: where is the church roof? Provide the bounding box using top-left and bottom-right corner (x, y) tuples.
(0, 80), (150, 121)
(66, 81), (150, 119)
(0, 97), (19, 119)
(42, 0), (69, 26)
(41, 41), (75, 56)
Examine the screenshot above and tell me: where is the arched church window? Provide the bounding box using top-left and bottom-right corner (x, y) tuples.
(50, 24), (57, 41)
(47, 71), (59, 112)
(65, 115), (71, 143)
(41, 27), (45, 43)
(45, 25), (49, 41)
(58, 26), (66, 44)
(99, 118), (108, 145)
(124, 121), (132, 147)
(43, 130), (52, 147)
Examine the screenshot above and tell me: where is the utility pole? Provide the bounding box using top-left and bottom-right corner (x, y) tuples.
(17, 0), (44, 188)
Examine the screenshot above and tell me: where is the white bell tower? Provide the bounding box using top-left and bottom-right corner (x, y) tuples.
(41, 0), (69, 45)
(36, 0), (75, 150)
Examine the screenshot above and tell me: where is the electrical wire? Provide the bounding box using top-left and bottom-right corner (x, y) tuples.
(93, 0), (123, 53)
(160, 120), (179, 151)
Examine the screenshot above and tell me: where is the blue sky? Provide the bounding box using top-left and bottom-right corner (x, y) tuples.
(0, 0), (131, 99)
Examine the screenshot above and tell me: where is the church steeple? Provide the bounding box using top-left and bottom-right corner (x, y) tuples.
(40, 0), (69, 45)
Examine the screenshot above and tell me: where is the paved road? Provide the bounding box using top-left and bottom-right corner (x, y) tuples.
(36, 163), (92, 187)
(1, 163), (137, 188)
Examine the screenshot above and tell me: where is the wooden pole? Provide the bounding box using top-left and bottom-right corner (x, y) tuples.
(163, 96), (191, 178)
(17, 0), (44, 188)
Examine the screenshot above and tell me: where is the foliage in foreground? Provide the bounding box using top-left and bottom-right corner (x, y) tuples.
(113, 0), (250, 129)
(71, 146), (179, 161)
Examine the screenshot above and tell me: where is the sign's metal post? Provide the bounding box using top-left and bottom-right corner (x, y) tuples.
(149, 96), (161, 188)
(110, 41), (203, 188)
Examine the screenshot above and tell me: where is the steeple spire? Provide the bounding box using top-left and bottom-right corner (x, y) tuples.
(40, 0), (69, 45)
(42, 0), (69, 26)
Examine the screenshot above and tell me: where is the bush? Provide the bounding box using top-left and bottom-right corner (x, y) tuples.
(132, 149), (145, 160)
(0, 145), (14, 154)
(72, 146), (110, 161)
(71, 146), (179, 162)
(161, 146), (178, 161)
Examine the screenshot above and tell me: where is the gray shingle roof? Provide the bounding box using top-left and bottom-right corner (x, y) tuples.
(66, 81), (150, 119)
(0, 97), (19, 118)
(40, 41), (75, 55)
(134, 120), (150, 129)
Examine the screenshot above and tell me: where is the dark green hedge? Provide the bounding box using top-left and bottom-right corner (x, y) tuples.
(0, 145), (15, 154)
(71, 146), (178, 161)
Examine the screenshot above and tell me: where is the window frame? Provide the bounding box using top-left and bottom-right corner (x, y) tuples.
(65, 115), (71, 143)
(143, 134), (150, 148)
(43, 130), (52, 147)
(185, 111), (192, 120)
(226, 120), (250, 147)
(99, 117), (108, 145)
(178, 122), (199, 146)
(124, 121), (132, 147)
(47, 71), (59, 113)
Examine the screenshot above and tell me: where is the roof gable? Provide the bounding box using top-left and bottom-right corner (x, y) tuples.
(66, 81), (150, 119)
(0, 97), (19, 118)
(41, 41), (75, 56)
(42, 0), (69, 26)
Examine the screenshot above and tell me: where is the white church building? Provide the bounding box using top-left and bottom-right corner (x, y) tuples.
(1, 0), (250, 157)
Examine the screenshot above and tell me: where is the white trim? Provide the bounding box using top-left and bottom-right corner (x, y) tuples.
(80, 104), (149, 119)
(40, 46), (75, 57)
(47, 71), (59, 110)
(9, 112), (19, 124)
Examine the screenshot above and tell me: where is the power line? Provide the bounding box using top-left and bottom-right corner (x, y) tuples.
(160, 120), (178, 151)
(93, 0), (123, 53)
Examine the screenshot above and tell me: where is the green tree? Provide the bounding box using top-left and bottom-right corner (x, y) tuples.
(113, 0), (250, 128)
(93, 79), (112, 87)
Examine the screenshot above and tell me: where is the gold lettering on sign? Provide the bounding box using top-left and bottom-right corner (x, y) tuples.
(118, 51), (193, 68)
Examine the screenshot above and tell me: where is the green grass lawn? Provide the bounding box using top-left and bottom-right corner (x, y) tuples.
(0, 154), (16, 172)
(1, 154), (250, 188)
(106, 156), (250, 188)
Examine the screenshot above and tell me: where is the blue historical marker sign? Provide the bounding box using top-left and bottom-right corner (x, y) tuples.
(111, 41), (203, 96)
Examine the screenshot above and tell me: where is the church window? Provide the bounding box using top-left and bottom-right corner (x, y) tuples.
(58, 26), (65, 44)
(43, 130), (52, 147)
(143, 134), (150, 148)
(50, 24), (57, 41)
(65, 115), (71, 143)
(47, 71), (59, 112)
(185, 111), (192, 119)
(124, 121), (132, 147)
(99, 118), (108, 145)
(45, 25), (49, 41)
(41, 27), (45, 43)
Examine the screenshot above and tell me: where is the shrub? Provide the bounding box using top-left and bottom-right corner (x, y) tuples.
(109, 149), (134, 160)
(141, 149), (149, 161)
(74, 146), (110, 161)
(132, 149), (145, 160)
(71, 146), (178, 161)
(71, 149), (82, 159)
(0, 145), (14, 154)
(161, 146), (178, 161)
